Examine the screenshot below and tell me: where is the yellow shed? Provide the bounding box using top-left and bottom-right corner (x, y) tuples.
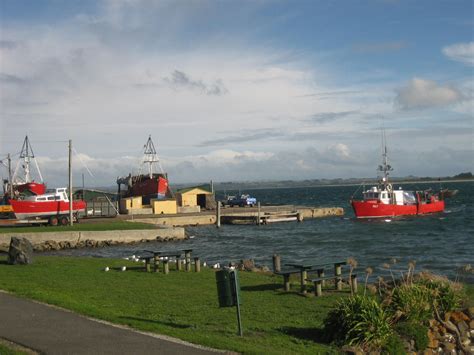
(176, 185), (213, 208)
(150, 199), (177, 214)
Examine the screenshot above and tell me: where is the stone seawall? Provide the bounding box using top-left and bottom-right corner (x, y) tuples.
(0, 227), (186, 252)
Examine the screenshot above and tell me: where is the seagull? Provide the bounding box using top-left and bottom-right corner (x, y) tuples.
(104, 267), (109, 272)
(121, 266), (127, 271)
(203, 262), (207, 267)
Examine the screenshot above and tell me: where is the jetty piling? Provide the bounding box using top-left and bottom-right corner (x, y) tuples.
(216, 201), (221, 228)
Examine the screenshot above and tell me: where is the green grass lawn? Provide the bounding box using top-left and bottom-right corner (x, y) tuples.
(0, 256), (343, 354)
(0, 340), (31, 355)
(0, 220), (157, 234)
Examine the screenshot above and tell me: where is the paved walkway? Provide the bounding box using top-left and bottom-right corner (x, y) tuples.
(0, 292), (223, 355)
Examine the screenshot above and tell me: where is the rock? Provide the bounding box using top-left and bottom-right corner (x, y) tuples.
(422, 349), (436, 355)
(441, 342), (456, 352)
(467, 307), (474, 319)
(46, 240), (60, 250)
(261, 265), (270, 272)
(461, 337), (471, 347)
(450, 311), (469, 323)
(427, 331), (439, 349)
(458, 320), (469, 334)
(240, 259), (255, 271)
(7, 237), (33, 265)
(469, 320), (474, 330)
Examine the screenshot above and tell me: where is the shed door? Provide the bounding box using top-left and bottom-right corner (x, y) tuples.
(197, 194), (207, 208)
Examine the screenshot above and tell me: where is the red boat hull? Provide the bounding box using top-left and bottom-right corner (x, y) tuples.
(351, 200), (445, 218)
(10, 200), (86, 220)
(128, 175), (169, 199)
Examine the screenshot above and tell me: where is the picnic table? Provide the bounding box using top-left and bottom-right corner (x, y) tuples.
(141, 249), (198, 274)
(275, 261), (347, 293)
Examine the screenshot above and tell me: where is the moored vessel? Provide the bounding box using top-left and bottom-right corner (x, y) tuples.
(116, 135), (172, 204)
(351, 131), (445, 219)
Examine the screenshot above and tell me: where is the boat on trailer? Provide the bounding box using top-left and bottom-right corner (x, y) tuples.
(9, 188), (86, 224)
(351, 131), (445, 219)
(1, 136), (85, 225)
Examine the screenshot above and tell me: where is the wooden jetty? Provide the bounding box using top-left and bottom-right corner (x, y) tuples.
(221, 210), (303, 225)
(120, 205), (344, 227)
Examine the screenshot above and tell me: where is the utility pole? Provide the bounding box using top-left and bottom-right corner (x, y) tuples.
(7, 154), (13, 197)
(69, 140), (73, 226)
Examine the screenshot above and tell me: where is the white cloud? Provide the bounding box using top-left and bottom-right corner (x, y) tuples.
(395, 78), (463, 110)
(1, 3), (472, 185)
(442, 42), (474, 66)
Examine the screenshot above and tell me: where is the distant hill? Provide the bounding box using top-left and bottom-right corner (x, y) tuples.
(170, 172), (474, 192)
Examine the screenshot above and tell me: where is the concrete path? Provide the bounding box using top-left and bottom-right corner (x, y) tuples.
(0, 292), (224, 355)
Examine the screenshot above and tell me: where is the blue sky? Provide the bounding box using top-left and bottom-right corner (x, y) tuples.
(0, 0), (473, 186)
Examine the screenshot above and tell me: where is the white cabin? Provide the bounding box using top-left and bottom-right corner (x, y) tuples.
(363, 185), (417, 205)
(24, 188), (69, 202)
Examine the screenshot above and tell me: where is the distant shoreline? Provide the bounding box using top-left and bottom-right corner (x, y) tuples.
(211, 178), (474, 191)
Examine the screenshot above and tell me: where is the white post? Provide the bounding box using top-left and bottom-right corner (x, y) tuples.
(69, 140), (73, 226)
(257, 202), (261, 226)
(216, 201), (221, 228)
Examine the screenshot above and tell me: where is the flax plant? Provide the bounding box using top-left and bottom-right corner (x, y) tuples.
(382, 263), (395, 284)
(406, 260), (416, 285)
(364, 267), (373, 296)
(347, 257), (358, 295)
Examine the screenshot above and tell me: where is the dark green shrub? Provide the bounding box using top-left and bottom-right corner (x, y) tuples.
(381, 334), (405, 355)
(389, 284), (433, 322)
(417, 279), (460, 314)
(323, 295), (392, 349)
(395, 321), (429, 351)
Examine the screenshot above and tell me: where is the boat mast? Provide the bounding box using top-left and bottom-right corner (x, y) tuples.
(378, 128), (393, 190)
(142, 135), (164, 178)
(12, 135), (44, 184)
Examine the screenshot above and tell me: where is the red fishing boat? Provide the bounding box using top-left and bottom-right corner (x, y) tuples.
(117, 135), (172, 203)
(351, 131), (445, 219)
(1, 136), (85, 224)
(9, 188), (86, 224)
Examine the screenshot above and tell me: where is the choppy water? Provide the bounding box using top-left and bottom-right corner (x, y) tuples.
(47, 181), (474, 283)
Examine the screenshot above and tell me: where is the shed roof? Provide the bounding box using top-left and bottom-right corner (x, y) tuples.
(177, 184), (212, 194)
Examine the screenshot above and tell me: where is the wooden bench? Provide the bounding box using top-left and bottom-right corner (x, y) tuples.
(274, 269), (304, 292)
(281, 261), (347, 294)
(307, 274), (358, 297)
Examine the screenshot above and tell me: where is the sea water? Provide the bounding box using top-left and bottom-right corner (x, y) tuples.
(47, 181), (474, 283)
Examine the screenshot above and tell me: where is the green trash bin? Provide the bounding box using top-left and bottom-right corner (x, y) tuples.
(216, 269), (241, 307)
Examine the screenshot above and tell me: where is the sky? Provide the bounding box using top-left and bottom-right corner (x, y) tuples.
(0, 0), (473, 187)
